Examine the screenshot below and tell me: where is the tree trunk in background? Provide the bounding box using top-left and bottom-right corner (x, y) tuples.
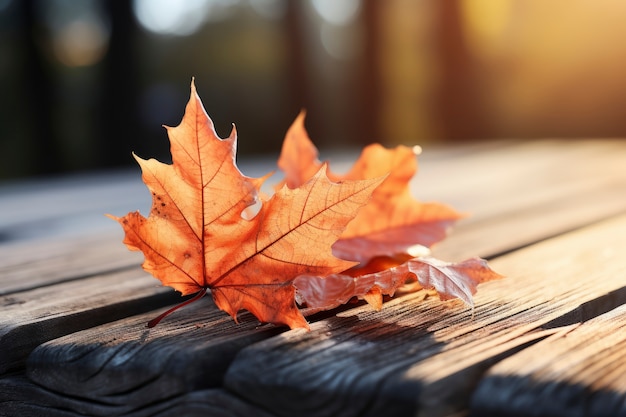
(17, 0), (61, 175)
(355, 0), (381, 145)
(284, 1), (311, 123)
(433, 0), (492, 141)
(97, 0), (140, 168)
(284, 0), (380, 147)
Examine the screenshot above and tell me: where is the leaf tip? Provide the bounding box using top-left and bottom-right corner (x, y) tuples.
(286, 315), (311, 331)
(189, 77), (202, 105)
(363, 287), (383, 311)
(104, 213), (118, 221)
(296, 109), (307, 124)
(228, 122), (237, 141)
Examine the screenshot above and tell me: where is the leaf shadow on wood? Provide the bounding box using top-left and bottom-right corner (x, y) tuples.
(224, 293), (460, 417)
(469, 302), (626, 417)
(469, 375), (626, 417)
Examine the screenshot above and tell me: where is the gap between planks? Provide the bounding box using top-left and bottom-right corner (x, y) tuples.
(470, 303), (626, 417)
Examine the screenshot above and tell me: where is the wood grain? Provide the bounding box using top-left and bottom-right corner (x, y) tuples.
(0, 268), (177, 374)
(0, 231), (141, 295)
(432, 175), (626, 261)
(411, 139), (626, 219)
(423, 139), (626, 260)
(223, 213), (626, 417)
(0, 158), (275, 244)
(470, 303), (626, 417)
(0, 170), (147, 244)
(25, 298), (282, 415)
(0, 375), (276, 417)
(1, 139), (625, 416)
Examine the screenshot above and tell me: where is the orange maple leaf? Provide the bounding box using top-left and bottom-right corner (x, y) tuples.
(278, 111), (464, 263)
(278, 112), (503, 311)
(108, 80), (383, 330)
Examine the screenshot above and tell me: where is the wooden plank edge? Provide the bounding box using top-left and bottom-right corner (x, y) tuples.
(0, 374), (278, 417)
(0, 271), (181, 374)
(469, 304), (626, 417)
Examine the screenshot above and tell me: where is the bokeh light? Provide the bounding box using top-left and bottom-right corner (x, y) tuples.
(311, 0), (360, 26)
(37, 0), (110, 67)
(132, 0), (244, 36)
(5, 0), (626, 180)
(249, 0), (287, 20)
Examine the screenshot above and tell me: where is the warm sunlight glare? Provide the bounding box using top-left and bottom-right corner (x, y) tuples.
(460, 0), (513, 56)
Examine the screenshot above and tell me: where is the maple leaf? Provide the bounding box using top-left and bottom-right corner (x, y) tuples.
(278, 112), (503, 311)
(278, 111), (464, 264)
(108, 80), (383, 330)
(294, 256), (504, 314)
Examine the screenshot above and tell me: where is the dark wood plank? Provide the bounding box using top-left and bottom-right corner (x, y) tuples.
(470, 303), (626, 417)
(0, 268), (178, 374)
(24, 299), (283, 415)
(0, 375), (277, 417)
(223, 213), (626, 417)
(0, 375), (105, 417)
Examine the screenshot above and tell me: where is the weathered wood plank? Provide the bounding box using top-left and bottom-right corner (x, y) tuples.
(0, 158), (273, 244)
(1, 139), (624, 416)
(411, 138), (626, 218)
(223, 213), (626, 417)
(0, 268), (177, 374)
(0, 169), (147, 244)
(470, 303), (626, 417)
(432, 175), (626, 260)
(0, 232), (141, 295)
(24, 299), (283, 415)
(424, 139), (626, 260)
(0, 375), (277, 417)
(2, 139), (623, 248)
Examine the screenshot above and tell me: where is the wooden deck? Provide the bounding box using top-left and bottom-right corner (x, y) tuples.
(1, 139), (626, 417)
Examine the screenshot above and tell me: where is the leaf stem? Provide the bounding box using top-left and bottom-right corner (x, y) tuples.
(147, 288), (208, 328)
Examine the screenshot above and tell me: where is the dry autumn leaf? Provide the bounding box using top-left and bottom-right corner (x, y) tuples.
(278, 111), (464, 263)
(295, 256), (501, 314)
(278, 112), (503, 310)
(110, 79), (502, 330)
(108, 80), (383, 330)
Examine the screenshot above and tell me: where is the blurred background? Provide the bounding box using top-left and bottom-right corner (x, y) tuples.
(2, 0), (626, 180)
